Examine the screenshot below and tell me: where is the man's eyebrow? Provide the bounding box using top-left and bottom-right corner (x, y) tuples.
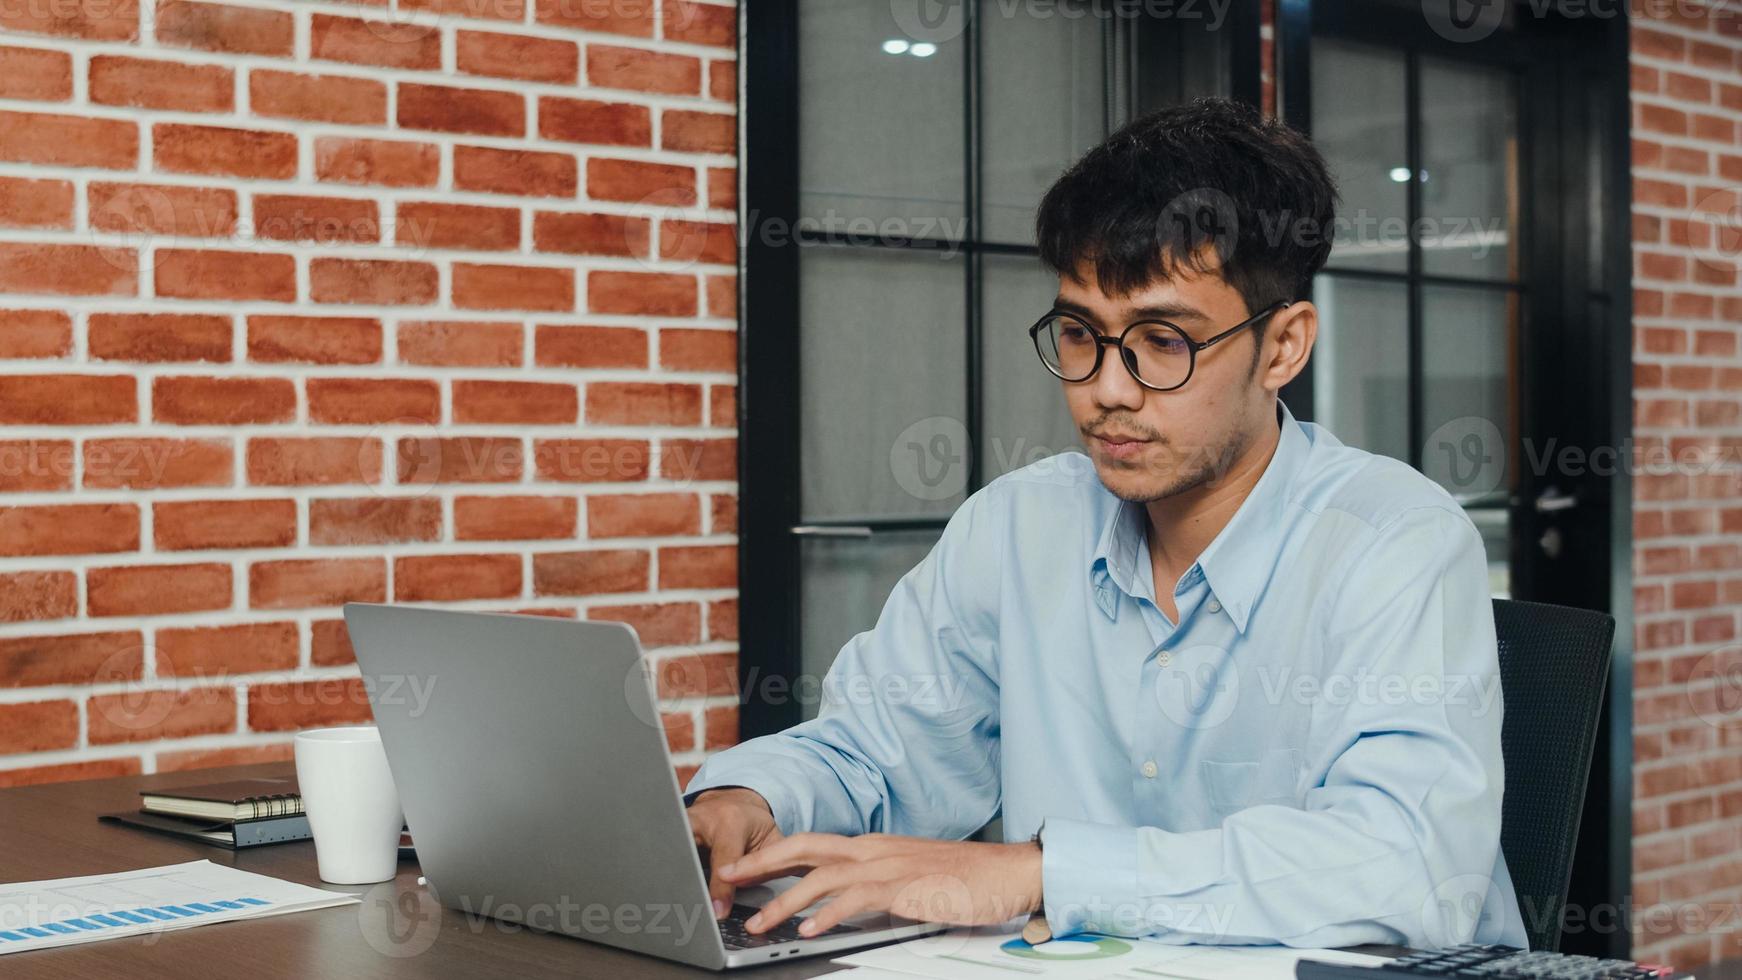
(1050, 296), (1209, 324)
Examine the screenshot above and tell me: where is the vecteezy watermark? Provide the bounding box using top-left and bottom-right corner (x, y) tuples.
(232, 672), (437, 719)
(631, 657), (984, 727)
(1256, 666), (1503, 717)
(359, 885), (725, 958)
(746, 208), (969, 255)
(392, 431), (521, 496)
(1162, 186), (1241, 269)
(0, 894), (169, 946)
(1155, 652), (1504, 732)
(357, 881), (444, 959)
(627, 186), (715, 271)
(84, 642), (171, 739)
(1686, 645), (1742, 731)
(1422, 415), (1507, 499)
(1423, 0), (1739, 44)
(1420, 0), (1508, 43)
(1033, 895), (1240, 940)
(455, 895), (715, 945)
(1692, 186), (1742, 280)
(1154, 645), (1240, 730)
(534, 0), (691, 31)
(1492, 892), (1742, 942)
(889, 0), (1234, 45)
(889, 419), (1101, 503)
(87, 184), (440, 272)
(0, 439), (216, 491)
(1422, 873), (1511, 948)
(1328, 211), (1509, 263)
(891, 416), (972, 502)
(381, 427), (700, 499)
(1419, 415), (1742, 492)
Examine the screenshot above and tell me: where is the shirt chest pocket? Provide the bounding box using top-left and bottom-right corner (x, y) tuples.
(1201, 747), (1304, 817)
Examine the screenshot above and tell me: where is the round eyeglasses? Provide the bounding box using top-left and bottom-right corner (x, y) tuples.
(1027, 300), (1291, 392)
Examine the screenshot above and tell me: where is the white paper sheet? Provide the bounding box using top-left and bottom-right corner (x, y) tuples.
(835, 922), (1203, 980)
(0, 859), (360, 956)
(1128, 944), (1392, 979)
(835, 921), (1392, 980)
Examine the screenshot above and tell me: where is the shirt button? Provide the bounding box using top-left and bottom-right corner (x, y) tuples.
(1141, 761), (1159, 779)
(1156, 651), (1172, 667)
(1207, 598), (1222, 614)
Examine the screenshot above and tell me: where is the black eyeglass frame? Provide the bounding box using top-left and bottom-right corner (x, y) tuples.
(1027, 299), (1292, 392)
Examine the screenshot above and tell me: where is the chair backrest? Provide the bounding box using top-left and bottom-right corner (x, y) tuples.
(1491, 597), (1615, 952)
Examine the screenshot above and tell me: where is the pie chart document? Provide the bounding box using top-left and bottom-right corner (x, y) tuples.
(833, 920), (1390, 980)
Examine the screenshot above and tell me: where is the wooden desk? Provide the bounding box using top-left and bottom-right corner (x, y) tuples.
(2, 762), (1729, 979)
(0, 761), (843, 979)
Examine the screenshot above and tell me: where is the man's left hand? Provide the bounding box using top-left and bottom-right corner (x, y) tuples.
(718, 833), (1044, 937)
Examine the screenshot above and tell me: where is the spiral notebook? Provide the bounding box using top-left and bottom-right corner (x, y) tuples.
(138, 777), (302, 823)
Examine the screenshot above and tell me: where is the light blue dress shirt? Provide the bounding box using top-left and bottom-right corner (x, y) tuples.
(686, 400), (1528, 950)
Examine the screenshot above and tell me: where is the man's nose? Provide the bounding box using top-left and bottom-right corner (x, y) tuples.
(1090, 346), (1145, 412)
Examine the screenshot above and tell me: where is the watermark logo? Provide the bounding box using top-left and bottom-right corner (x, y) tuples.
(1154, 645), (1239, 730)
(91, 184), (179, 273)
(358, 419), (436, 500)
(630, 187), (719, 271)
(1421, 0), (1505, 42)
(88, 641), (174, 735)
(1422, 873), (1509, 949)
(1687, 645), (1742, 731)
(889, 0), (967, 43)
(1422, 415), (1506, 498)
(353, 4), (442, 46)
(356, 881), (443, 958)
(1693, 186), (1742, 281)
(891, 415), (971, 502)
(1159, 186), (1240, 269)
(624, 654), (665, 731)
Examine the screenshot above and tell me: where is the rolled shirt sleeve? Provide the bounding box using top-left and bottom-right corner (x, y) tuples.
(1040, 505), (1512, 949)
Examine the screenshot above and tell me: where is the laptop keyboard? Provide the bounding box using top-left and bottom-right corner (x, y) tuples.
(718, 903), (860, 950)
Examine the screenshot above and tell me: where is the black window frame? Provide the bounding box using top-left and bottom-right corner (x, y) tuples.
(737, 0), (1262, 738)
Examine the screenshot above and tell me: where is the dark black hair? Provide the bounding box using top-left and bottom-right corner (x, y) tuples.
(1036, 96), (1339, 322)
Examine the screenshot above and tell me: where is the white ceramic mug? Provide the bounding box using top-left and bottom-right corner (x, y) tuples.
(293, 726), (403, 885)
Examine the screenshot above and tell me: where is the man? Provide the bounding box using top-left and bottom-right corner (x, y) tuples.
(684, 97), (1526, 950)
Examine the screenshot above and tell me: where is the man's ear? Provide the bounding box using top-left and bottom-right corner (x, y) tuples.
(1261, 301), (1318, 394)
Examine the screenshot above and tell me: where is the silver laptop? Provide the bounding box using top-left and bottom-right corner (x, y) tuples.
(343, 602), (945, 970)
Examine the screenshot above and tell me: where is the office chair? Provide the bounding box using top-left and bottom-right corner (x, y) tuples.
(1491, 597), (1616, 952)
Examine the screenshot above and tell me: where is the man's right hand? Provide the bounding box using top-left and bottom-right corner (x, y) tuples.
(687, 787), (783, 918)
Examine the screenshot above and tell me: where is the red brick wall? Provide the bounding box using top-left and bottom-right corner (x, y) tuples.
(0, 0), (739, 786)
(1629, 4), (1742, 969)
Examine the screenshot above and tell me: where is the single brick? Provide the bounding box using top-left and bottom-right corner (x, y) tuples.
(89, 55), (233, 112)
(539, 96), (650, 146)
(156, 0), (293, 55)
(154, 498), (297, 551)
(454, 145), (577, 198)
(310, 496), (443, 546)
(247, 315), (381, 364)
(247, 437), (383, 486)
(86, 562), (232, 617)
(154, 123), (296, 179)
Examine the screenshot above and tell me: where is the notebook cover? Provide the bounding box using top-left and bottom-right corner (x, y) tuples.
(99, 810), (312, 850)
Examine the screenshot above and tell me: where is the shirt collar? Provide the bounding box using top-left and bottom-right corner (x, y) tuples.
(1089, 400), (1309, 633)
